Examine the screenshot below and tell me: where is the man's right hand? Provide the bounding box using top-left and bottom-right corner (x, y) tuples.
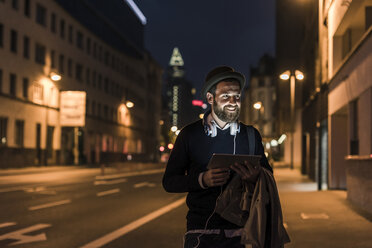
(202, 168), (230, 187)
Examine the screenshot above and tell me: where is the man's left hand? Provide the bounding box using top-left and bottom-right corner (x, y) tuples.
(230, 161), (261, 183)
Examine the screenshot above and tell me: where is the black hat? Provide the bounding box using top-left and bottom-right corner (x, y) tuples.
(201, 66), (245, 100)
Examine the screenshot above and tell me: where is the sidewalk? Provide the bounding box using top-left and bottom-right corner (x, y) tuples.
(274, 167), (372, 248)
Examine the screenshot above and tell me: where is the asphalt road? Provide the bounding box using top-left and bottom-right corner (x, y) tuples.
(0, 167), (187, 248)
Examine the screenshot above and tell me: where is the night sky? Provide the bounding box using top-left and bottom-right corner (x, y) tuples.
(135, 0), (276, 98)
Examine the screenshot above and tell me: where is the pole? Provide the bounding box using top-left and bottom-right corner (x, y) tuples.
(290, 75), (295, 169)
(74, 127), (79, 165)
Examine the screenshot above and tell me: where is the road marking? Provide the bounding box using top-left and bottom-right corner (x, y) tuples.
(0, 223), (51, 246)
(94, 178), (127, 185)
(24, 186), (56, 195)
(97, 188), (120, 197)
(300, 212), (329, 220)
(133, 182), (156, 188)
(29, 199), (71, 211)
(80, 197), (186, 248)
(0, 222), (17, 228)
(95, 168), (164, 180)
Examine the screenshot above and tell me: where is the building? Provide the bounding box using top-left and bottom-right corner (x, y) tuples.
(241, 54), (279, 159)
(165, 47), (200, 132)
(0, 0), (162, 168)
(318, 0), (372, 214)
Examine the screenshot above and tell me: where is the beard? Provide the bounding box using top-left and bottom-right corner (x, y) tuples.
(213, 99), (240, 123)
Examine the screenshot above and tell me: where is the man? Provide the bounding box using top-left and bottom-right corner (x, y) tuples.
(162, 66), (273, 248)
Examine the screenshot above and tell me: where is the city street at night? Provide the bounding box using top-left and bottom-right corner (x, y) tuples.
(1, 164), (372, 248)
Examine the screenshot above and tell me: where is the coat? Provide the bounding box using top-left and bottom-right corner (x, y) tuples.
(215, 168), (290, 248)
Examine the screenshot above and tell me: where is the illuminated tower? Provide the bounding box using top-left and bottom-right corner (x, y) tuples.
(166, 47), (198, 131)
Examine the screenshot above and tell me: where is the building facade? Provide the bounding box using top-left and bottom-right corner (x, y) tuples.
(319, 0), (372, 190)
(0, 0), (162, 168)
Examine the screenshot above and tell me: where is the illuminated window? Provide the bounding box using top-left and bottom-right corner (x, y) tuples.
(32, 83), (43, 103)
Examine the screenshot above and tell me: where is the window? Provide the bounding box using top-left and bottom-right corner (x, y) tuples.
(76, 31), (83, 49)
(58, 54), (64, 73)
(22, 77), (28, 98)
(10, 73), (16, 96)
(24, 0), (30, 17)
(349, 100), (359, 155)
(60, 19), (65, 39)
(67, 58), (72, 77)
(0, 117), (7, 146)
(86, 68), (90, 85)
(12, 0), (18, 10)
(50, 50), (55, 68)
(98, 74), (102, 89)
(104, 77), (108, 93)
(68, 25), (73, 44)
(92, 70), (96, 87)
(86, 37), (91, 54)
(23, 36), (29, 58)
(51, 13), (56, 33)
(0, 23), (3, 48)
(75, 63), (83, 82)
(97, 103), (101, 117)
(36, 3), (47, 27)
(258, 79), (265, 87)
(10, 29), (17, 53)
(104, 51), (109, 65)
(93, 42), (97, 58)
(103, 105), (108, 119)
(91, 101), (96, 116)
(15, 120), (24, 147)
(33, 82), (43, 103)
(0, 68), (2, 93)
(35, 43), (46, 65)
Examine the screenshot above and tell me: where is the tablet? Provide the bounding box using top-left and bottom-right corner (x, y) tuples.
(207, 153), (262, 169)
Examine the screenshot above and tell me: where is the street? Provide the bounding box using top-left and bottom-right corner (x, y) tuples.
(1, 165), (372, 248)
(0, 166), (187, 248)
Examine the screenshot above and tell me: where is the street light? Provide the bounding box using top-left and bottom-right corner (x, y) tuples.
(253, 101), (263, 133)
(279, 70), (304, 169)
(50, 72), (62, 81)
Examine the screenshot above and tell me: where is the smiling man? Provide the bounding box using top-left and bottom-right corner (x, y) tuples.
(162, 66), (274, 248)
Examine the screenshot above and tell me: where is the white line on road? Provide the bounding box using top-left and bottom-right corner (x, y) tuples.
(96, 188), (120, 197)
(80, 197), (186, 248)
(0, 223), (51, 245)
(133, 182), (156, 188)
(0, 222), (17, 228)
(95, 168), (164, 180)
(29, 199), (71, 211)
(94, 178), (127, 185)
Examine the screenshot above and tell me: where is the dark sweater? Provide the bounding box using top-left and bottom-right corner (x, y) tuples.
(162, 119), (273, 231)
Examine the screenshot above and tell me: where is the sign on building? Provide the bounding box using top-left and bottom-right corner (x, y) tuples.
(60, 91), (86, 127)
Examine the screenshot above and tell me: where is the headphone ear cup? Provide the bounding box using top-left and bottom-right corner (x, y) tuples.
(210, 121), (217, 137)
(230, 122), (240, 136)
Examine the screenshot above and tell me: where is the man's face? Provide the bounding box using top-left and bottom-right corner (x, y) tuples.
(209, 81), (241, 123)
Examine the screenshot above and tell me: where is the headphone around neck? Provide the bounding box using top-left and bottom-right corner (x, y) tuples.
(203, 111), (240, 137)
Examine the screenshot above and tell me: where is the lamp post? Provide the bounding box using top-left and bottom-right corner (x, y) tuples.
(279, 70), (304, 169)
(253, 101), (263, 133)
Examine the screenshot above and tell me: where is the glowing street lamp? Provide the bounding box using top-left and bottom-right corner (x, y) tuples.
(279, 69), (304, 169)
(170, 126), (178, 132)
(253, 101), (262, 110)
(50, 72), (62, 81)
(126, 101), (134, 108)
